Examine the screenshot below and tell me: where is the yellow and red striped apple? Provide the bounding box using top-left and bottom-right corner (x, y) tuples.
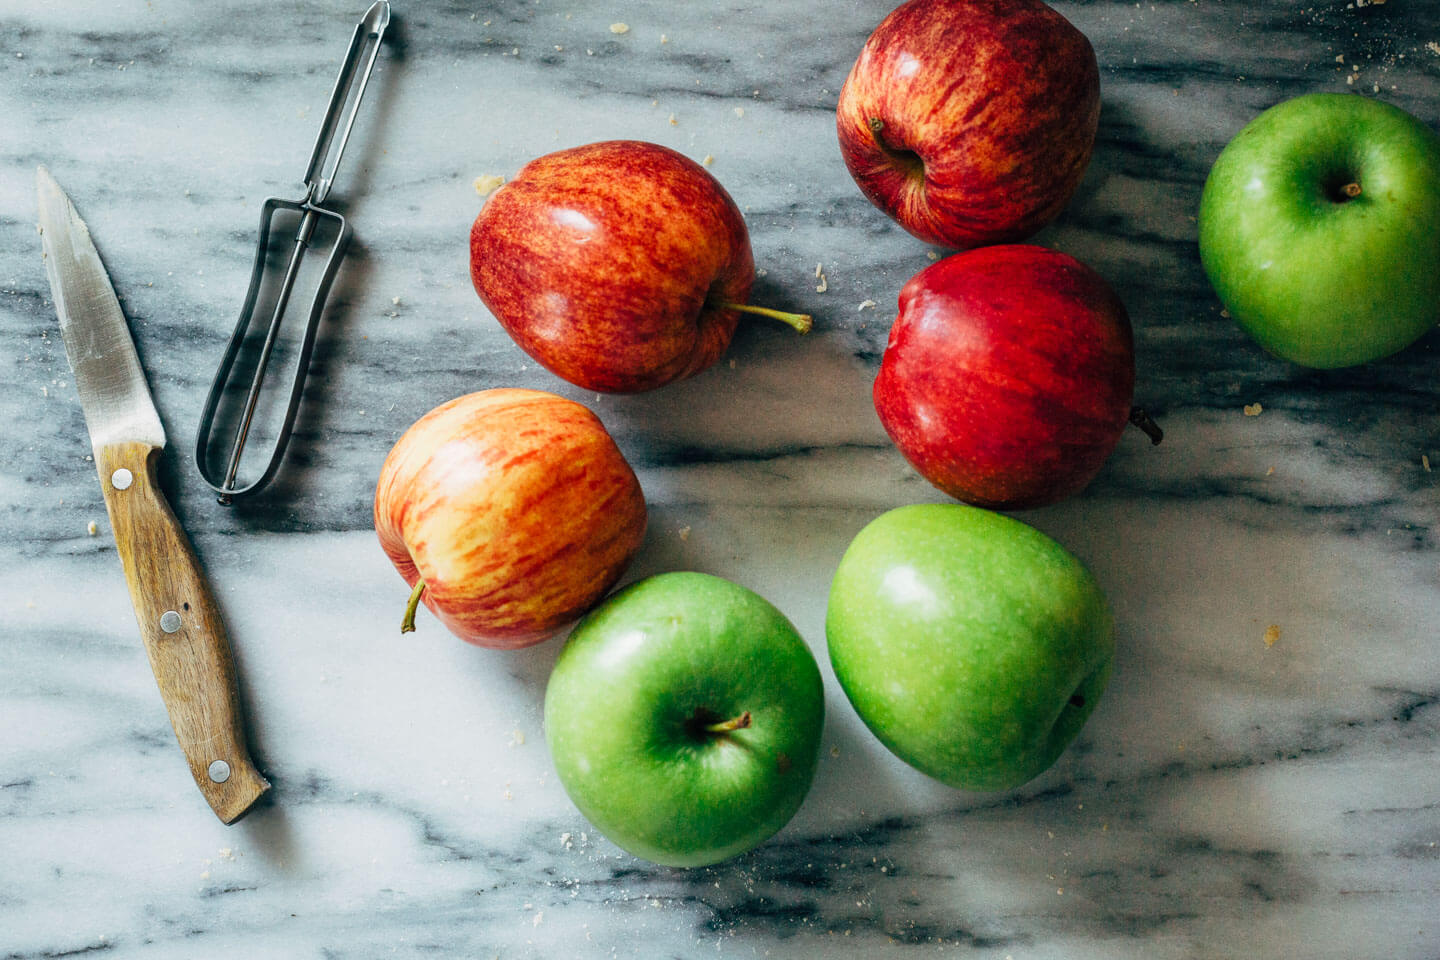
(373, 388), (647, 649)
(470, 140), (810, 393)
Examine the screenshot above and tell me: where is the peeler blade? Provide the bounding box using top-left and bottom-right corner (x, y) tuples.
(305, 0), (391, 206)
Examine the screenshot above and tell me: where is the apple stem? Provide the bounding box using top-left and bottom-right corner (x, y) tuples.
(868, 116), (891, 150)
(718, 301), (813, 335)
(1341, 181), (1361, 199)
(401, 578), (427, 634)
(1128, 406), (1164, 445)
(703, 711), (752, 734)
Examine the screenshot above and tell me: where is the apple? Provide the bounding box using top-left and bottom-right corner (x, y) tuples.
(874, 245), (1149, 510)
(544, 572), (825, 867)
(826, 504), (1114, 792)
(470, 140), (811, 393)
(836, 0), (1100, 249)
(1198, 92), (1440, 368)
(373, 388), (646, 649)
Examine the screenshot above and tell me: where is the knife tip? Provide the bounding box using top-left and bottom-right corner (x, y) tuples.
(36, 165), (63, 204)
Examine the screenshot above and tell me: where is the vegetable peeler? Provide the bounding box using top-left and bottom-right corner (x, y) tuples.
(195, 1), (390, 504)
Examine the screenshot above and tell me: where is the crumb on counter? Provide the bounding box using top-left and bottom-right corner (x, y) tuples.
(1243, 403), (1263, 417)
(815, 262), (828, 293)
(1264, 624), (1281, 647)
(473, 174), (505, 197)
(87, 520), (97, 536)
(678, 526), (691, 541)
(668, 112), (678, 126)
(858, 299), (877, 311)
(702, 154), (714, 166)
(609, 22), (629, 34)
(733, 107), (745, 119)
(1424, 455), (1432, 472)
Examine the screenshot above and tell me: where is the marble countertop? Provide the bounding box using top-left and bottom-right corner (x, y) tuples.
(4, 1), (1439, 957)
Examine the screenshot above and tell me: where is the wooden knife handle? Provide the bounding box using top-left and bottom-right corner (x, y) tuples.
(96, 441), (270, 824)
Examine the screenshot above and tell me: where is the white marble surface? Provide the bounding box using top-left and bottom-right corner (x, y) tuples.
(4, 0), (1440, 957)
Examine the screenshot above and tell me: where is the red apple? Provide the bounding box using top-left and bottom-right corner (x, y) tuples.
(836, 0), (1100, 250)
(373, 388), (647, 648)
(874, 245), (1137, 509)
(470, 140), (810, 393)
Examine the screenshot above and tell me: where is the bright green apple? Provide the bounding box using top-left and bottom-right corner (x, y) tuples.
(826, 504), (1113, 792)
(544, 572), (825, 867)
(1198, 92), (1440, 368)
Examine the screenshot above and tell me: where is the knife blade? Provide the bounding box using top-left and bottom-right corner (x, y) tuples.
(37, 166), (269, 824)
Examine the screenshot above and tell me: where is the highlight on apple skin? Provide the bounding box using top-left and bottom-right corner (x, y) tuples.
(470, 140), (810, 394)
(373, 388), (647, 649)
(836, 0), (1100, 250)
(874, 245), (1136, 510)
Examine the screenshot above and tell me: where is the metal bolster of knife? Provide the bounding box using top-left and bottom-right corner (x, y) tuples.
(193, 0), (389, 504)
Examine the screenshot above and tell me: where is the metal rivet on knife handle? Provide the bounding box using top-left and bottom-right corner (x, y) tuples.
(159, 610), (182, 633)
(208, 760), (232, 784)
(110, 467), (133, 490)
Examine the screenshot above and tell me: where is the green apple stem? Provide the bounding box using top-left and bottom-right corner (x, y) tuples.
(718, 302), (813, 335)
(1341, 181), (1361, 199)
(703, 711), (752, 734)
(1128, 406), (1164, 445)
(401, 578), (427, 635)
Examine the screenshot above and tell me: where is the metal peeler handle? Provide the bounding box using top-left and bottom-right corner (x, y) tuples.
(194, 2), (389, 504)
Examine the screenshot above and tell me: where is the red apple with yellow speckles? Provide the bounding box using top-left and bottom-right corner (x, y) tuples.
(875, 245), (1143, 510)
(373, 388), (647, 649)
(470, 140), (811, 393)
(836, 0), (1100, 249)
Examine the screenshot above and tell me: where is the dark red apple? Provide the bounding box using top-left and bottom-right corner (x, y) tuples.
(374, 388), (647, 648)
(874, 245), (1136, 509)
(836, 0), (1100, 249)
(470, 140), (810, 393)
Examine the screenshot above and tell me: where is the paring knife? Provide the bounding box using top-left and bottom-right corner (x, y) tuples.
(37, 166), (269, 824)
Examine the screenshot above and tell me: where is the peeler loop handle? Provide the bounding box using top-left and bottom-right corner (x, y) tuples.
(194, 199), (351, 503)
